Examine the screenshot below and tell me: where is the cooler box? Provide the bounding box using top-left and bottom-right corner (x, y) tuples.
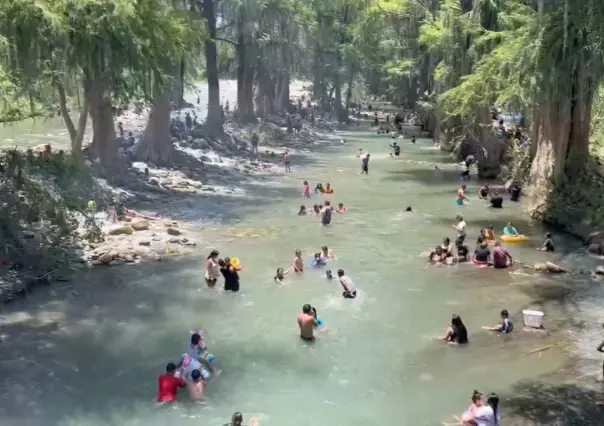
(522, 310), (544, 329)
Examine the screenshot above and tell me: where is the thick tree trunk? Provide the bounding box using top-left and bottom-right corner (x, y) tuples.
(235, 21), (256, 123)
(86, 80), (121, 170)
(134, 91), (172, 165)
(202, 0), (223, 135)
(344, 66), (355, 117)
(475, 108), (508, 179)
(172, 57), (187, 109)
(528, 58), (593, 217)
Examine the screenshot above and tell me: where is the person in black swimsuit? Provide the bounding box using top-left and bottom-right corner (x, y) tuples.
(473, 242), (490, 264)
(538, 233), (555, 252)
(219, 257), (240, 292)
(489, 191), (503, 208)
(442, 314), (469, 344)
(478, 184), (490, 199)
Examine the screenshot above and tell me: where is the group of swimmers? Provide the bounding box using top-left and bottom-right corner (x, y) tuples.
(298, 181), (346, 224)
(157, 329), (221, 404)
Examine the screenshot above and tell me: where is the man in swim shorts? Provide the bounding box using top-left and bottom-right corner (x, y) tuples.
(297, 304), (317, 341)
(361, 154), (370, 175)
(456, 185), (468, 205)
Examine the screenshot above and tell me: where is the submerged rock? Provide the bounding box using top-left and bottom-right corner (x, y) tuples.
(595, 266), (604, 276)
(534, 262), (566, 273)
(107, 224), (134, 236)
(167, 227), (181, 236)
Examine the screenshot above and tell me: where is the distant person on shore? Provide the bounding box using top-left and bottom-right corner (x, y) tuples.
(297, 304), (318, 342)
(157, 362), (186, 403)
(489, 191), (503, 208)
(283, 151), (292, 172)
(361, 153), (370, 175)
(538, 233), (555, 252)
(485, 309), (513, 334)
(441, 314), (469, 344)
(250, 132), (260, 156)
(303, 180), (311, 198)
(457, 184), (469, 206)
(337, 269), (357, 298)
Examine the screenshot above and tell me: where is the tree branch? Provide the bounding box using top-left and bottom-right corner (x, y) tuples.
(214, 37), (237, 47)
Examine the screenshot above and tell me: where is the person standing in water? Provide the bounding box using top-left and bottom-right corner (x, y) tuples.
(337, 269), (357, 298)
(205, 250), (220, 287)
(321, 201), (333, 225)
(457, 184), (469, 206)
(361, 153), (370, 175)
(288, 249), (304, 273)
(186, 369), (205, 401)
(283, 151), (292, 172)
(303, 180), (311, 198)
(219, 257), (240, 292)
(157, 362), (186, 403)
(297, 304), (318, 342)
(453, 215), (467, 245)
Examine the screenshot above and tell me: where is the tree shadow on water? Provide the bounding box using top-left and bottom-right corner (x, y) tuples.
(504, 380), (603, 426)
(383, 167), (462, 186)
(0, 256), (218, 425)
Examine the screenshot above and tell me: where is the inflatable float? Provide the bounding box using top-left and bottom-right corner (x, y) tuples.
(500, 234), (530, 243)
(230, 257), (243, 270)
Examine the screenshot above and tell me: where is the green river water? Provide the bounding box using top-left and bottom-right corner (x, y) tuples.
(0, 98), (603, 425)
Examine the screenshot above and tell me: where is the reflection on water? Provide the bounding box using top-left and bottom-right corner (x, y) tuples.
(0, 125), (603, 425)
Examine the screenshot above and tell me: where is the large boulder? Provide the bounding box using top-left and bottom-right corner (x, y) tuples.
(130, 218), (149, 231)
(106, 224), (134, 236)
(98, 252), (114, 264)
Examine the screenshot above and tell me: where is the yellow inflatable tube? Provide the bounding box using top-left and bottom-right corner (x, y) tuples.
(500, 234), (530, 243)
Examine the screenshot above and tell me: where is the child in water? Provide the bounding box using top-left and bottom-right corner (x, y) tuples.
(303, 180), (311, 198)
(485, 309), (513, 333)
(311, 306), (325, 328)
(274, 267), (288, 283)
(298, 205), (307, 216)
(313, 253), (327, 267)
(325, 270), (333, 280)
(337, 203), (346, 213)
(313, 204), (321, 215)
(538, 232), (555, 252)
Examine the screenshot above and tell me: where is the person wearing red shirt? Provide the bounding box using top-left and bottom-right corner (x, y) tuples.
(157, 362), (186, 403)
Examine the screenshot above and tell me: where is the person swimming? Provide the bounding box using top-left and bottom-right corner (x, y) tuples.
(325, 269), (333, 280)
(312, 204), (320, 215)
(484, 225), (496, 241)
(429, 246), (446, 263)
(314, 183), (324, 194)
(312, 252), (327, 267)
(274, 267), (288, 283)
(337, 203), (346, 213)
(503, 222), (519, 236)
(324, 183), (334, 194)
(321, 246), (334, 260)
(405, 206), (412, 212)
(298, 205), (307, 216)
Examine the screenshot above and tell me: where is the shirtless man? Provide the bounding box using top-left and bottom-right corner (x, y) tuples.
(297, 304), (317, 341)
(283, 151), (292, 173)
(186, 369), (205, 401)
(285, 249), (304, 274)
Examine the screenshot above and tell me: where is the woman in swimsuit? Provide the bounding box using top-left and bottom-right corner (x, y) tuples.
(442, 314), (469, 344)
(314, 183), (324, 194)
(205, 250), (220, 287)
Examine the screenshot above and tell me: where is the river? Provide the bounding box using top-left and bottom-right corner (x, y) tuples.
(0, 93), (603, 425)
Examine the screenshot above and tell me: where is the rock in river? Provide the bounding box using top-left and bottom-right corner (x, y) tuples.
(130, 218), (150, 231)
(166, 227), (181, 236)
(107, 224), (134, 236)
(534, 262), (566, 273)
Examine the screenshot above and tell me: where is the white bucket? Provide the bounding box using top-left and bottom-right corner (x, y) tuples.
(522, 310), (544, 329)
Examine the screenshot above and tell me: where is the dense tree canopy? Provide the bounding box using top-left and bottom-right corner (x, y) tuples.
(2, 0), (604, 225)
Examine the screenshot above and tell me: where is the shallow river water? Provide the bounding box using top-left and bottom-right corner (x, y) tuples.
(1, 99), (604, 425)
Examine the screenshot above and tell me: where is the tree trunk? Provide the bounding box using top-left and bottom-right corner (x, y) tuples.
(277, 71), (290, 113)
(344, 66), (355, 117)
(134, 90), (173, 165)
(172, 57), (187, 109)
(202, 0), (223, 136)
(55, 79), (89, 157)
(86, 79), (121, 170)
(528, 68), (593, 216)
(475, 108), (507, 179)
(235, 16), (256, 123)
